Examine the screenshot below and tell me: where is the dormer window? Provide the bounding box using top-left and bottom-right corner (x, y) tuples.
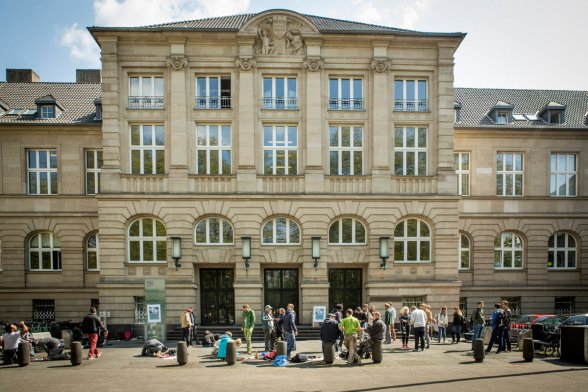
(454, 101), (462, 123)
(539, 102), (566, 124)
(488, 101), (513, 124)
(41, 105), (55, 119)
(94, 98), (102, 120)
(496, 111), (509, 124)
(35, 95), (63, 119)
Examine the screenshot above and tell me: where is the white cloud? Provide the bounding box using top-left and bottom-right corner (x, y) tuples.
(59, 23), (101, 67)
(401, 0), (431, 29)
(344, 0), (432, 29)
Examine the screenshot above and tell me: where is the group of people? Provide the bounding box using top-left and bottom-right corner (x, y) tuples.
(255, 303), (298, 358)
(478, 300), (513, 354)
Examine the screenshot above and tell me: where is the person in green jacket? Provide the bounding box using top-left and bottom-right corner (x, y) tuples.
(241, 304), (256, 354)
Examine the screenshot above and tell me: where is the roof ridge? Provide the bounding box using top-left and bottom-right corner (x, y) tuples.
(0, 81), (101, 86)
(455, 87), (588, 94)
(302, 12), (414, 33)
(143, 12), (255, 28)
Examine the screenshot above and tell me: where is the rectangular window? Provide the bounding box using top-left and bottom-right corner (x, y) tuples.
(454, 152), (470, 196)
(263, 125), (298, 175)
(402, 296), (425, 309)
(130, 125), (165, 175)
(496, 111), (509, 124)
(501, 296), (521, 317)
(329, 78), (363, 110)
(496, 152), (524, 196)
(85, 150), (102, 195)
(394, 79), (428, 111)
(196, 125), (232, 175)
(262, 77), (297, 109)
(27, 149), (58, 195)
(128, 76), (164, 109)
(134, 296), (146, 324)
(554, 296), (575, 315)
(550, 153), (576, 197)
(196, 76), (231, 109)
(40, 105), (55, 119)
(394, 127), (428, 176)
(329, 126), (363, 175)
(32, 299), (55, 323)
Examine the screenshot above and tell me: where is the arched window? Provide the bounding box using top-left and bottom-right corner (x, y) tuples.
(459, 234), (470, 270)
(128, 218), (167, 263)
(494, 232), (523, 269)
(86, 233), (99, 271)
(328, 218), (366, 245)
(29, 232), (61, 271)
(262, 217), (300, 244)
(394, 219), (431, 262)
(195, 217), (234, 245)
(548, 232), (576, 269)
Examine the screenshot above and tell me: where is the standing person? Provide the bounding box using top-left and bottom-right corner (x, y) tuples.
(320, 313), (340, 362)
(410, 305), (427, 351)
(437, 307), (448, 343)
(82, 306), (107, 360)
(189, 307), (197, 345)
(180, 307), (193, 347)
(384, 303), (397, 344)
(424, 304), (433, 349)
(450, 307), (464, 343)
(279, 303), (297, 358)
(2, 322), (28, 365)
(501, 301), (512, 352)
(470, 301), (485, 350)
(486, 303), (506, 353)
(399, 306), (411, 349)
(340, 308), (363, 365)
(261, 305), (275, 351)
(332, 304), (344, 351)
(274, 307), (285, 342)
(241, 304), (255, 354)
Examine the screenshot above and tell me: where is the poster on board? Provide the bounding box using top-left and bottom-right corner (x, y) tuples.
(147, 304), (161, 323)
(312, 305), (326, 324)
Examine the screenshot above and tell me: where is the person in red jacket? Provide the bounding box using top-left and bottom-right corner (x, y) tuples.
(82, 307), (107, 360)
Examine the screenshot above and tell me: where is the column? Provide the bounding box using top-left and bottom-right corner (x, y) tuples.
(370, 53), (392, 193)
(303, 56), (325, 193)
(235, 55), (257, 193)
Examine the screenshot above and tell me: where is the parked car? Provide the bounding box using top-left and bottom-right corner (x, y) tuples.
(560, 314), (588, 326)
(533, 315), (571, 328)
(511, 314), (553, 330)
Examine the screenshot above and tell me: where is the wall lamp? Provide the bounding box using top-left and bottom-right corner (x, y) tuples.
(311, 237), (321, 270)
(379, 237), (389, 270)
(171, 236), (182, 270)
(242, 237), (251, 270)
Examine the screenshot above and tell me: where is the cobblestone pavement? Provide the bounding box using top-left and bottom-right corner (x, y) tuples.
(1, 339), (587, 391)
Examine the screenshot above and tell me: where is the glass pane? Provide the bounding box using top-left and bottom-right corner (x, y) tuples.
(462, 175), (470, 196)
(28, 173), (37, 194)
(406, 80), (415, 100)
(557, 233), (565, 247)
(263, 221), (273, 243)
(515, 154), (523, 171)
(264, 151), (273, 175)
(329, 222), (339, 243)
(209, 219), (220, 243)
(49, 151), (57, 169)
(264, 127), (273, 146)
(505, 174), (513, 196)
(420, 221), (430, 237)
(263, 78), (272, 98)
(143, 241), (153, 261)
(568, 251), (576, 268)
(355, 222), (365, 243)
(223, 221), (233, 243)
(144, 150), (153, 174)
(569, 175), (576, 195)
(86, 150), (95, 169)
(420, 241), (430, 261)
(275, 78), (284, 100)
(275, 150), (285, 175)
(197, 150), (206, 174)
(496, 174), (503, 195)
(354, 151), (362, 175)
(461, 251), (469, 269)
(155, 126), (164, 146)
(407, 219), (417, 237)
(504, 251), (512, 268)
(143, 125), (152, 146)
(30, 251), (39, 269)
(39, 172), (48, 194)
(394, 128), (403, 147)
(39, 150), (47, 168)
(548, 235), (554, 247)
(406, 152), (415, 175)
(353, 79), (362, 99)
(221, 126), (231, 146)
(195, 221), (206, 243)
(197, 77), (206, 97)
(342, 151), (351, 175)
(329, 79), (338, 99)
(154, 78), (163, 97)
(505, 154), (513, 171)
(42, 251), (51, 269)
(568, 235), (576, 248)
(394, 241), (403, 261)
(275, 126), (285, 145)
(568, 154), (576, 171)
(41, 232), (51, 248)
(155, 220), (166, 236)
(156, 241), (166, 261)
(130, 77), (140, 96)
(395, 221), (404, 237)
(288, 150), (297, 175)
(496, 154), (503, 171)
(418, 80), (427, 99)
(418, 152), (427, 175)
(209, 77), (218, 98)
(142, 77), (152, 96)
(143, 218), (153, 236)
(210, 150), (219, 175)
(155, 150), (164, 174)
(547, 250), (554, 267)
(341, 127), (350, 147)
(394, 152), (404, 176)
(406, 127), (415, 147)
(329, 127), (338, 147)
(289, 221), (299, 243)
(514, 251), (523, 268)
(130, 241), (140, 261)
(288, 127), (297, 146)
(209, 125), (218, 146)
(342, 218), (352, 243)
(515, 174), (523, 195)
(341, 79), (350, 99)
(353, 128), (362, 147)
(394, 80), (403, 100)
(556, 251), (565, 268)
(330, 151), (338, 175)
(461, 235), (469, 248)
(418, 128), (427, 147)
(28, 150), (37, 169)
(129, 221), (140, 237)
(131, 125), (141, 146)
(50, 172), (57, 194)
(407, 241), (417, 261)
(222, 150), (231, 174)
(558, 154), (566, 173)
(275, 218), (287, 243)
(494, 250), (502, 268)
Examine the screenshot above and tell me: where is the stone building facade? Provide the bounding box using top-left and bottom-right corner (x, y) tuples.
(0, 10), (586, 330)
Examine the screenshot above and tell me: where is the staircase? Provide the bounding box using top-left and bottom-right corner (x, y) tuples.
(167, 325), (321, 343)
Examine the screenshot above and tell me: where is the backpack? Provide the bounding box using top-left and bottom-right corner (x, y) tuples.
(291, 353), (308, 363)
(498, 310), (508, 327)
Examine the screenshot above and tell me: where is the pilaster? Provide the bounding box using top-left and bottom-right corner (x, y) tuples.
(303, 56), (325, 193)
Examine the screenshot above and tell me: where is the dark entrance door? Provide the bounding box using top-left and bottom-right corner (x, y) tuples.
(200, 269), (234, 325)
(264, 269), (299, 322)
(329, 269), (362, 312)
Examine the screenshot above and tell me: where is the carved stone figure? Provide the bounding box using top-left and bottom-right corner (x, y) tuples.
(166, 56), (188, 71)
(257, 27), (275, 55)
(370, 59), (390, 73)
(303, 58), (324, 72)
(252, 16), (307, 56)
(235, 57), (256, 71)
(285, 30), (305, 55)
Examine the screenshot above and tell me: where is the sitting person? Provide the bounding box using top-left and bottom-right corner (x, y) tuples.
(358, 311), (385, 359)
(141, 339), (168, 357)
(202, 330), (215, 347)
(32, 336), (69, 360)
(2, 321), (28, 365)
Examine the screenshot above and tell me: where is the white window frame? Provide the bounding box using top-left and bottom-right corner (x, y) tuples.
(329, 77), (364, 110)
(195, 76), (231, 109)
(40, 105), (55, 119)
(130, 124), (165, 175)
(496, 111), (509, 124)
(329, 126), (363, 175)
(328, 218), (367, 245)
(194, 218), (234, 245)
(128, 76), (164, 109)
(129, 76), (163, 97)
(548, 232), (576, 270)
(86, 233), (100, 271)
(394, 79), (428, 111)
(394, 127), (428, 176)
(550, 153), (576, 197)
(459, 234), (471, 270)
(494, 232), (524, 269)
(394, 219), (431, 263)
(27, 149), (58, 195)
(29, 232), (61, 271)
(134, 296), (146, 324)
(454, 152), (470, 196)
(262, 76), (298, 109)
(196, 125), (232, 175)
(263, 125), (298, 175)
(262, 217), (301, 245)
(496, 152), (524, 196)
(85, 149), (102, 195)
(127, 218), (167, 263)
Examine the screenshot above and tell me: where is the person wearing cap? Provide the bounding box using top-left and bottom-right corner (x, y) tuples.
(262, 305), (275, 351)
(180, 306), (193, 348)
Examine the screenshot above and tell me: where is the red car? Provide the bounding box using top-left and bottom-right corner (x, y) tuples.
(511, 314), (554, 330)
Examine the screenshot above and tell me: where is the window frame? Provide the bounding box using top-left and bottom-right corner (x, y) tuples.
(127, 218), (167, 264)
(194, 217), (234, 245)
(128, 75), (164, 109)
(494, 232), (524, 270)
(27, 149), (58, 195)
(40, 105), (55, 119)
(86, 233), (100, 271)
(454, 152), (470, 196)
(496, 152), (524, 196)
(548, 232), (577, 270)
(130, 124), (165, 175)
(262, 76), (298, 109)
(496, 111), (509, 124)
(195, 75), (231, 109)
(459, 233), (471, 270)
(85, 149), (102, 195)
(550, 153), (577, 197)
(261, 217), (301, 245)
(393, 219), (432, 263)
(394, 79), (428, 112)
(29, 232), (62, 271)
(329, 125), (363, 175)
(328, 77), (364, 110)
(394, 127), (428, 176)
(262, 125), (298, 175)
(196, 124), (232, 175)
(328, 218), (367, 245)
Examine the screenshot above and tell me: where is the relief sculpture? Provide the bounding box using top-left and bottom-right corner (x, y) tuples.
(253, 16), (306, 56)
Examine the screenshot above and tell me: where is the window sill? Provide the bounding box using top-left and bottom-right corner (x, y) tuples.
(393, 261), (432, 264)
(27, 270), (62, 273)
(493, 268), (524, 271)
(260, 107), (299, 111)
(193, 107), (232, 110)
(194, 243), (234, 246)
(327, 243), (368, 247)
(393, 110), (430, 113)
(547, 268), (578, 271)
(126, 262), (167, 266)
(261, 243), (302, 246)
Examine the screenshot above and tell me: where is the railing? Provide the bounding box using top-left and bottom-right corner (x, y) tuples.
(195, 96), (232, 109)
(128, 96), (165, 110)
(394, 99), (429, 112)
(261, 97), (298, 110)
(328, 98), (364, 111)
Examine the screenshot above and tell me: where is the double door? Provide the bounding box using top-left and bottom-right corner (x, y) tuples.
(200, 269), (234, 325)
(329, 268), (362, 313)
(264, 269), (299, 323)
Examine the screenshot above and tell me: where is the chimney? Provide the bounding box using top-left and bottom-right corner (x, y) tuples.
(6, 69), (40, 83)
(76, 69), (101, 84)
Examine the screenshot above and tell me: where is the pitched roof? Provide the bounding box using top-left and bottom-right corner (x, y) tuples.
(0, 82), (101, 125)
(454, 88), (588, 129)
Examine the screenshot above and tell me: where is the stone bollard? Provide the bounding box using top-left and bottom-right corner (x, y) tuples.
(276, 341), (287, 356)
(483, 326), (492, 345)
(18, 342), (31, 367)
(517, 330), (532, 351)
(70, 341), (83, 366)
(371, 340), (383, 363)
(522, 338), (534, 362)
(322, 342), (335, 364)
(176, 341), (188, 366)
(226, 341), (237, 365)
(473, 338), (485, 362)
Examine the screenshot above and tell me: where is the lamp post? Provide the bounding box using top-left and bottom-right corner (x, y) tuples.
(242, 237), (251, 270)
(379, 237), (389, 270)
(171, 236), (182, 270)
(311, 237), (321, 270)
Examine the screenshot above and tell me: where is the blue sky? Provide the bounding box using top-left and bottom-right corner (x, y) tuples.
(1, 0), (587, 90)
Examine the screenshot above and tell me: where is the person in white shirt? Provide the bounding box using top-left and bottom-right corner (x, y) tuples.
(2, 321), (28, 365)
(410, 304), (427, 351)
